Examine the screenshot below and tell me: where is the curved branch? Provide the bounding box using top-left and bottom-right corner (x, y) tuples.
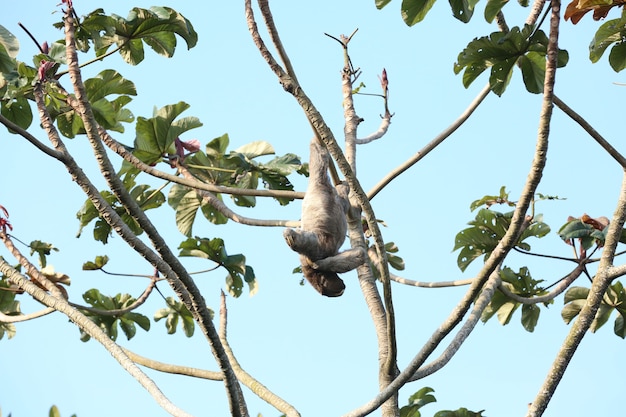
(390, 274), (473, 288)
(498, 262), (585, 305)
(68, 279), (156, 316)
(219, 292), (299, 417)
(528, 169), (626, 417)
(0, 307), (55, 322)
(246, 4), (396, 416)
(0, 114), (64, 161)
(347, 3), (557, 412)
(122, 347), (223, 380)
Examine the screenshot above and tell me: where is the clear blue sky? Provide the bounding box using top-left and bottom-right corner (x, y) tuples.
(1, 1), (625, 417)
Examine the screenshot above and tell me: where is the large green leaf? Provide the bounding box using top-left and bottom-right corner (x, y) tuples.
(75, 183), (164, 243)
(401, 0), (438, 25)
(484, 0), (509, 22)
(0, 26), (19, 59)
(589, 17), (626, 67)
(133, 102), (202, 165)
(1, 97), (32, 131)
(449, 0), (479, 22)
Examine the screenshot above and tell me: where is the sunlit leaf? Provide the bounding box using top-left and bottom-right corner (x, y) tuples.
(401, 0), (438, 25)
(484, 0), (509, 22)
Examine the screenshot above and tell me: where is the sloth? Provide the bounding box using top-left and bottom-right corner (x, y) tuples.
(283, 138), (366, 297)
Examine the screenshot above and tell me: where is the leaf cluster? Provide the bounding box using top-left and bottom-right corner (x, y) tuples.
(399, 387), (485, 417)
(453, 207), (549, 272)
(75, 175), (165, 244)
(79, 288), (150, 342)
(454, 25), (569, 96)
(562, 282), (626, 338)
(179, 237), (256, 297)
(1, 6), (197, 133)
(56, 7), (198, 65)
(154, 296), (197, 337)
(482, 266), (550, 332)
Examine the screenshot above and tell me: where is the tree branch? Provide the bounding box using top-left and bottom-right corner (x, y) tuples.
(0, 258), (193, 417)
(68, 279), (156, 316)
(219, 292), (300, 417)
(97, 127), (304, 200)
(367, 83), (490, 200)
(553, 95), (626, 168)
(61, 7), (246, 416)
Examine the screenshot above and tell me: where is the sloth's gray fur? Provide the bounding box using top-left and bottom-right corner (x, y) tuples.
(283, 138), (366, 296)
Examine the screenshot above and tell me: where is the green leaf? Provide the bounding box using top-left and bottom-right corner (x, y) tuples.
(469, 186), (513, 211)
(168, 184), (202, 236)
(82, 255), (110, 270)
(609, 41), (626, 72)
(85, 69), (137, 101)
(0, 26), (19, 59)
(0, 280), (20, 339)
(28, 240), (59, 268)
(376, 0), (394, 8)
(484, 0), (509, 22)
(454, 26), (566, 95)
(614, 312), (626, 338)
(558, 219), (608, 250)
(482, 267), (548, 330)
(154, 297), (197, 336)
(400, 387), (436, 417)
(518, 52), (545, 94)
(435, 408), (486, 417)
(49, 405), (61, 417)
(79, 290), (149, 342)
(449, 0), (479, 23)
(401, 0), (438, 25)
(179, 236), (227, 261)
(234, 141), (275, 159)
(589, 17), (626, 64)
(134, 101), (202, 165)
(521, 303), (540, 332)
(1, 97), (33, 131)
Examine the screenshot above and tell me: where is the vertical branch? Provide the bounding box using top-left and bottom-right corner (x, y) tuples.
(525, 12), (626, 414)
(246, 3), (396, 414)
(333, 33), (399, 415)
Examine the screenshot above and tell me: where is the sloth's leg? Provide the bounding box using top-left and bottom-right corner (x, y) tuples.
(310, 247), (367, 273)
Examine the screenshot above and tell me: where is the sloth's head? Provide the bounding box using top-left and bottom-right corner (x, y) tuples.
(303, 265), (345, 297)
